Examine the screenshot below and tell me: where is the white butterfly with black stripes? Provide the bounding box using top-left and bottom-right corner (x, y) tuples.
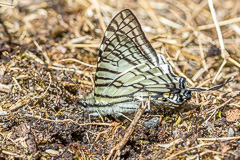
(79, 9), (233, 115)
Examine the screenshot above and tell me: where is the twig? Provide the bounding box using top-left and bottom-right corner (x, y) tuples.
(0, 14), (12, 43)
(92, 0), (106, 32)
(12, 77), (22, 91)
(0, 132), (18, 146)
(33, 40), (50, 63)
(64, 43), (100, 48)
(24, 114), (118, 127)
(208, 0), (229, 83)
(212, 59), (227, 82)
(2, 150), (22, 157)
(206, 92), (240, 114)
(198, 17), (240, 30)
(106, 101), (148, 160)
(165, 142), (214, 160)
(170, 9), (214, 45)
(197, 136), (240, 141)
(204, 92), (240, 123)
(228, 57), (240, 68)
(138, 0), (164, 32)
(156, 138), (184, 148)
(35, 72), (51, 99)
(0, 83), (12, 93)
(57, 58), (96, 68)
(48, 66), (91, 76)
(0, 2), (14, 7)
(9, 98), (30, 111)
(197, 36), (207, 71)
(190, 0), (208, 21)
(25, 51), (44, 64)
(187, 149), (222, 160)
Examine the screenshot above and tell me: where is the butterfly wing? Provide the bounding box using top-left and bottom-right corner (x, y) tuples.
(81, 9), (232, 114)
(94, 9), (184, 105)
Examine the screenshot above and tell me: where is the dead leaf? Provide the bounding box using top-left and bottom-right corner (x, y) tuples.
(226, 109), (240, 122)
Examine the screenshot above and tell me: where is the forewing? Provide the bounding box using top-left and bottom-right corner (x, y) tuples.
(94, 9), (166, 104)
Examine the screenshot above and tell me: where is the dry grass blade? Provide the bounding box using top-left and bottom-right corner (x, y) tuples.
(197, 136), (240, 141)
(57, 58), (96, 68)
(198, 17), (240, 30)
(165, 142), (214, 160)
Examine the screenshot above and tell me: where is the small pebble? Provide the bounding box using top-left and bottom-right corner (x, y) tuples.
(143, 117), (159, 128)
(228, 127), (235, 137)
(45, 149), (59, 155)
(0, 111), (8, 115)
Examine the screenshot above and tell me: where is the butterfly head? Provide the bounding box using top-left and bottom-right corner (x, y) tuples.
(170, 90), (192, 105)
(177, 76), (234, 104)
(78, 93), (96, 108)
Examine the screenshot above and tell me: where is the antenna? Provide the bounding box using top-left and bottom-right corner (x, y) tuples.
(63, 70), (81, 90)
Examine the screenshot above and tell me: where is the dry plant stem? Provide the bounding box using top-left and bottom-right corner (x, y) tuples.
(228, 57), (240, 68)
(107, 101), (148, 160)
(0, 132), (18, 146)
(190, 0), (208, 21)
(213, 59), (227, 82)
(64, 43), (100, 48)
(10, 73), (51, 110)
(187, 150), (222, 160)
(196, 79), (212, 88)
(198, 17), (240, 30)
(24, 114), (117, 127)
(36, 72), (51, 99)
(162, 47), (194, 86)
(92, 0), (106, 32)
(165, 142), (214, 160)
(0, 2), (14, 7)
(12, 77), (22, 91)
(198, 136), (240, 141)
(25, 51), (44, 64)
(156, 138), (184, 148)
(197, 36), (207, 71)
(48, 66), (91, 76)
(138, 0), (163, 31)
(0, 14), (12, 43)
(163, 46), (201, 62)
(1, 150), (22, 157)
(204, 92), (240, 123)
(33, 41), (50, 63)
(208, 0), (225, 51)
(206, 92), (240, 114)
(57, 58), (96, 68)
(0, 83), (12, 93)
(170, 6), (240, 77)
(168, 9), (235, 83)
(208, 0), (229, 83)
(9, 98), (30, 111)
(170, 9), (214, 45)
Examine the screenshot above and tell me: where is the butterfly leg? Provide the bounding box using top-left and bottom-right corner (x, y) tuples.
(114, 113), (133, 122)
(88, 110), (105, 123)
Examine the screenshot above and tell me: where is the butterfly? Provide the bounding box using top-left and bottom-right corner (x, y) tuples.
(79, 9), (233, 115)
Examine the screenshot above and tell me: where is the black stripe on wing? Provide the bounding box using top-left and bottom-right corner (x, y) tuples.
(99, 9), (159, 66)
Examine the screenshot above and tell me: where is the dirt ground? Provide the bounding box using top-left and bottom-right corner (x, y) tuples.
(0, 0), (240, 159)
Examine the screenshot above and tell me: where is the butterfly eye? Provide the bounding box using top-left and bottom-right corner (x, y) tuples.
(184, 91), (192, 100)
(78, 101), (87, 108)
(177, 95), (184, 103)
